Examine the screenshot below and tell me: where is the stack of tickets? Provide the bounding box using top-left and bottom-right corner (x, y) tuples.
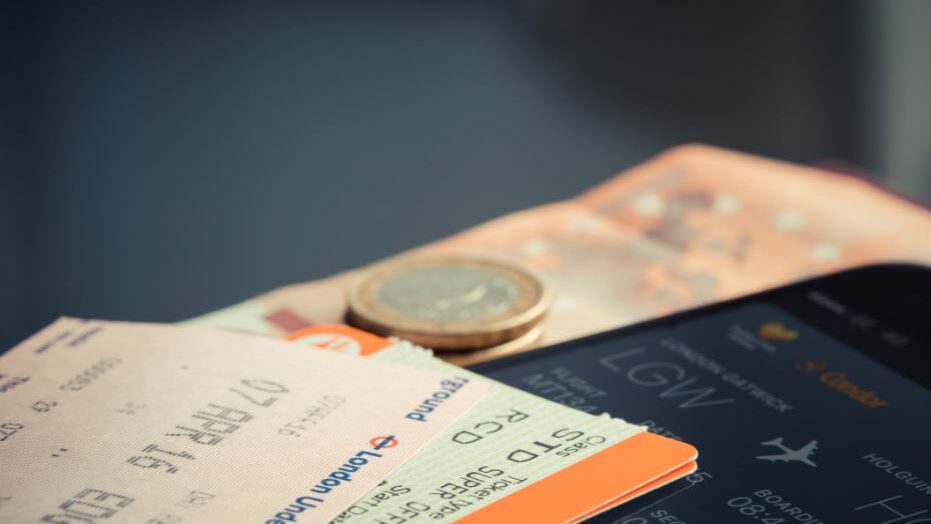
(0, 319), (696, 523)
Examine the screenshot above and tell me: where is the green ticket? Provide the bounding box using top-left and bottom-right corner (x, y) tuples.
(330, 341), (644, 523)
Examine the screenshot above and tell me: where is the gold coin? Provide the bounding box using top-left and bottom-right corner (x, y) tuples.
(346, 255), (550, 350)
(439, 323), (544, 367)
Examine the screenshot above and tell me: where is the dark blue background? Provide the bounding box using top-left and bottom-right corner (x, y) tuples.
(2, 1), (925, 348)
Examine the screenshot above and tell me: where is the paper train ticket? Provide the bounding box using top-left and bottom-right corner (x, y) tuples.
(0, 318), (489, 523)
(288, 325), (698, 524)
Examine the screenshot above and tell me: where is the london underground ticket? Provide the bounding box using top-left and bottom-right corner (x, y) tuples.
(0, 318), (489, 523)
(288, 325), (698, 523)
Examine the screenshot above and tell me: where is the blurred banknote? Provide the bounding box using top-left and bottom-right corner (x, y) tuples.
(187, 144), (931, 358)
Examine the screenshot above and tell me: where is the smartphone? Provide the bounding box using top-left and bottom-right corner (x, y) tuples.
(471, 263), (931, 523)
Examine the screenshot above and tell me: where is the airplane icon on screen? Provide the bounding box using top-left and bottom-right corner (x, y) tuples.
(756, 437), (818, 467)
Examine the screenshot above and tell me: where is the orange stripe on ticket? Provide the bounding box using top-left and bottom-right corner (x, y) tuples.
(576, 460), (697, 522)
(287, 324), (391, 356)
(456, 431), (698, 524)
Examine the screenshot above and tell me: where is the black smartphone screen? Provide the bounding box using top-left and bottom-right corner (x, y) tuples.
(471, 264), (931, 523)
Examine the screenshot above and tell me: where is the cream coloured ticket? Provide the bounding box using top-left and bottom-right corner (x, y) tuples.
(0, 318), (489, 523)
